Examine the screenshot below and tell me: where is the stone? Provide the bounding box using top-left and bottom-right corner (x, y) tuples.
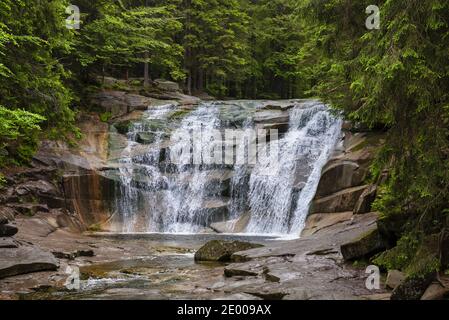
(315, 161), (368, 198)
(0, 245), (59, 279)
(0, 224), (18, 237)
(421, 282), (449, 300)
(154, 79), (181, 92)
(302, 212), (353, 236)
(8, 203), (49, 216)
(385, 270), (406, 290)
(224, 268), (258, 278)
(194, 240), (264, 262)
(52, 249), (95, 260)
(210, 212), (251, 234)
(340, 227), (387, 261)
(253, 110), (290, 124)
(0, 207), (16, 221)
(310, 185), (368, 214)
(192, 199), (230, 227)
(0, 217), (8, 225)
(0, 237), (19, 249)
(354, 185), (377, 214)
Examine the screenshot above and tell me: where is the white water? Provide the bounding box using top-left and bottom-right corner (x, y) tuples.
(112, 100), (342, 235)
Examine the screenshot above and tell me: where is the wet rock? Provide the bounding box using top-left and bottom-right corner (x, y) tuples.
(391, 275), (434, 300)
(210, 212), (251, 233)
(0, 245), (59, 279)
(0, 217), (8, 225)
(260, 104), (296, 111)
(0, 224), (18, 237)
(385, 270), (406, 290)
(354, 185), (377, 214)
(310, 185), (368, 214)
(52, 249), (95, 260)
(192, 199), (230, 226)
(224, 268), (258, 278)
(253, 110), (289, 124)
(421, 281), (449, 300)
(315, 161), (368, 198)
(194, 240), (264, 262)
(341, 227), (387, 261)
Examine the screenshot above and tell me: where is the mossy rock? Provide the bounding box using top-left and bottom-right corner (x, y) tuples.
(194, 240), (263, 262)
(168, 109), (192, 121)
(113, 120), (133, 135)
(341, 228), (387, 261)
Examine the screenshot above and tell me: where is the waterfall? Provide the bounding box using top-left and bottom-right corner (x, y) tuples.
(112, 100), (342, 235)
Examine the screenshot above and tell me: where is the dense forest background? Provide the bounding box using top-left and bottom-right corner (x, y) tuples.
(1, 0), (449, 278)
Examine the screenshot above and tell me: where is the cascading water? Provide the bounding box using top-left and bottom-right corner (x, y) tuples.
(111, 100), (342, 236)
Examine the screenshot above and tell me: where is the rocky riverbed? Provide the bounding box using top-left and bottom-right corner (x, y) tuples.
(2, 84), (447, 300)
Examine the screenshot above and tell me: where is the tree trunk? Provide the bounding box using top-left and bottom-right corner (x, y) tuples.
(144, 51), (150, 87)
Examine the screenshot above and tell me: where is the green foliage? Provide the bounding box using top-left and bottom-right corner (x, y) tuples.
(99, 112), (113, 123)
(0, 106), (46, 166)
(0, 173), (6, 189)
(0, 0), (78, 139)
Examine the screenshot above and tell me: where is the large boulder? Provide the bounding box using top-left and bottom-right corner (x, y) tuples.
(154, 79), (181, 92)
(194, 240), (263, 262)
(315, 161), (368, 198)
(253, 110), (290, 124)
(0, 245), (59, 279)
(310, 185), (368, 214)
(90, 91), (152, 118)
(340, 227), (387, 261)
(385, 270), (406, 290)
(210, 212), (251, 234)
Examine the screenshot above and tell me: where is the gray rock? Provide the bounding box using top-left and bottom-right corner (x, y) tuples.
(315, 161), (368, 198)
(52, 249), (95, 260)
(421, 282), (449, 300)
(340, 227), (387, 261)
(0, 245), (59, 279)
(154, 79), (181, 92)
(253, 110), (289, 124)
(194, 240), (264, 262)
(0, 224), (18, 237)
(0, 237), (19, 249)
(0, 217), (8, 225)
(354, 185), (377, 214)
(310, 185), (368, 214)
(224, 268), (258, 278)
(385, 270), (405, 290)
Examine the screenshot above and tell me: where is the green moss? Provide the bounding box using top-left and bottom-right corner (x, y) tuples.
(0, 173), (6, 189)
(373, 233), (441, 279)
(87, 223), (103, 232)
(100, 112), (112, 123)
(373, 233), (419, 271)
(168, 109), (191, 120)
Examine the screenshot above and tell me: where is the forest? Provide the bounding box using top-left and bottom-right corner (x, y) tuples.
(1, 0), (449, 295)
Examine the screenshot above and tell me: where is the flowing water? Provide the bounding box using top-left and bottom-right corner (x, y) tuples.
(111, 100), (342, 236)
